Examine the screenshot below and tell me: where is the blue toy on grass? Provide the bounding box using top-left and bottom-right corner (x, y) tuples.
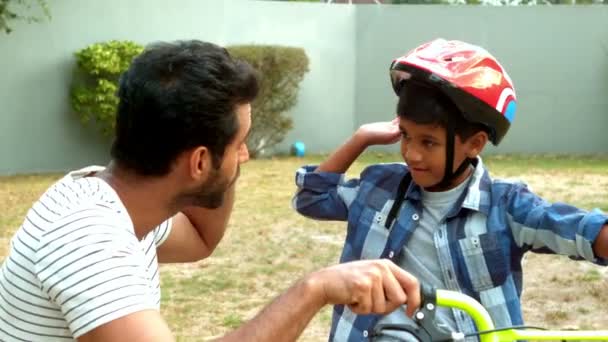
(291, 141), (306, 157)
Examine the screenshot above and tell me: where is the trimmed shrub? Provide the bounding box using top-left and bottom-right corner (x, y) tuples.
(228, 45), (309, 158)
(70, 40), (144, 136)
(70, 41), (310, 159)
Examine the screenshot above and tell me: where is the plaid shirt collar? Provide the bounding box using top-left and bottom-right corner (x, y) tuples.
(404, 157), (491, 218)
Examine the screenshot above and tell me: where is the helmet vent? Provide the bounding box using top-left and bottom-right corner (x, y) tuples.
(443, 56), (465, 63)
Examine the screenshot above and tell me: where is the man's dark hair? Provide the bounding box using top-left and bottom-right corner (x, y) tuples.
(396, 82), (486, 141)
(111, 40), (258, 176)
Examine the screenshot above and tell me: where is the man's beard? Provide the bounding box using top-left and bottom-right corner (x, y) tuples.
(181, 165), (240, 209)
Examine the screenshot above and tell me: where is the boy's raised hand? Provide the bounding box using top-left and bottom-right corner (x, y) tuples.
(355, 118), (401, 147)
(315, 118), (402, 174)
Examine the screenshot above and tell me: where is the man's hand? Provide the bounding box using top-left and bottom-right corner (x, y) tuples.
(308, 259), (420, 317)
(218, 259), (420, 342)
(354, 118), (402, 147)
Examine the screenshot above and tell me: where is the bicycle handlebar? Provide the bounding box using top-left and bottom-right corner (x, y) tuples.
(372, 284), (608, 342)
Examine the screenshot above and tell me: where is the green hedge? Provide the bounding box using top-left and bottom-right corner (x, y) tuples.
(228, 45), (309, 157)
(70, 41), (309, 158)
(70, 40), (143, 136)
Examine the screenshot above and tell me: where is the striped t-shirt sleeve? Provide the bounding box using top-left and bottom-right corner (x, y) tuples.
(34, 210), (158, 338)
(153, 217), (173, 247)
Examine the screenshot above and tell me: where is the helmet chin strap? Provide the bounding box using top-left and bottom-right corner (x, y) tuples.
(433, 124), (472, 190)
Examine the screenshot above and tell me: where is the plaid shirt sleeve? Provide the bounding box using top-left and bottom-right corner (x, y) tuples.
(504, 181), (608, 265)
(292, 165), (361, 221)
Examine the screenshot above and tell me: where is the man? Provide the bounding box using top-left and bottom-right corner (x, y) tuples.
(0, 40), (420, 341)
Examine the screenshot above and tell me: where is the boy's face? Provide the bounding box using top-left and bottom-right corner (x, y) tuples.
(398, 117), (476, 192)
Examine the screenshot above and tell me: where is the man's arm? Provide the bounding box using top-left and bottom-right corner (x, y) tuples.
(217, 259), (419, 341)
(78, 310), (174, 342)
(78, 260), (420, 342)
(157, 185), (235, 263)
(592, 224), (608, 258)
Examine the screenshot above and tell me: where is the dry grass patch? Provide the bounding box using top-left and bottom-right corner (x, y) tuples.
(0, 155), (607, 341)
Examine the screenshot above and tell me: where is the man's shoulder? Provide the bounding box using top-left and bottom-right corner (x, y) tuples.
(50, 166), (119, 207)
(33, 172), (129, 236)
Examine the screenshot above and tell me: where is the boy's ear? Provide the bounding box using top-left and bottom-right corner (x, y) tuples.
(466, 131), (489, 158)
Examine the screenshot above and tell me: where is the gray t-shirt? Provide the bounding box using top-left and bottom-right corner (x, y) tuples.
(374, 175), (470, 341)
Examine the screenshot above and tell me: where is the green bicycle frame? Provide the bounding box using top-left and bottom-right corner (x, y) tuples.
(436, 290), (608, 342)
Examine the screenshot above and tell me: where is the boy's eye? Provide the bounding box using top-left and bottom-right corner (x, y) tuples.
(423, 140), (436, 147)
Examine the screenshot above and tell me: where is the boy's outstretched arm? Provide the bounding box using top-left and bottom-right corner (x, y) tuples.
(592, 224), (608, 258)
(506, 184), (608, 263)
(316, 119), (401, 173)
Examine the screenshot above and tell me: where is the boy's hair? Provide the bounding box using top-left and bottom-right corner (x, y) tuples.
(111, 40), (258, 176)
(396, 82), (487, 142)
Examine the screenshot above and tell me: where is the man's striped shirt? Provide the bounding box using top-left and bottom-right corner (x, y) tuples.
(0, 166), (172, 341)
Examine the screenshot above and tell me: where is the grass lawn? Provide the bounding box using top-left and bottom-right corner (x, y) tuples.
(1, 154), (607, 341)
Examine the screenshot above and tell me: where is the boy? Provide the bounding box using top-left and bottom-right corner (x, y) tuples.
(293, 39), (608, 341)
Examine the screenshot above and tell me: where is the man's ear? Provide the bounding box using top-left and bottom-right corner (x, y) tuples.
(466, 131), (489, 158)
(188, 146), (212, 181)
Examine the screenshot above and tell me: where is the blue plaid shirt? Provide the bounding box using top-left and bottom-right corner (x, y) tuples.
(292, 157), (607, 342)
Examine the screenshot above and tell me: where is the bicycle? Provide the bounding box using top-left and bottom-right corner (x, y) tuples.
(372, 284), (608, 341)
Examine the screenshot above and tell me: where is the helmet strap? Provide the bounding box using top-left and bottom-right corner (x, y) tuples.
(434, 124), (472, 190)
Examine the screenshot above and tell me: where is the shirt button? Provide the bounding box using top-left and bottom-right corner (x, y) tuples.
(363, 330), (369, 337)
(388, 251), (395, 258)
(412, 213), (419, 221)
(375, 215), (383, 223)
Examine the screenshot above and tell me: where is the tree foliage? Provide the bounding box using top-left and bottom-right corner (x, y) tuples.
(228, 45), (310, 158)
(70, 40), (144, 136)
(0, 0), (50, 34)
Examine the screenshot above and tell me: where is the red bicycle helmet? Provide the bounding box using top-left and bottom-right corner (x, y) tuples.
(390, 39), (516, 145)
